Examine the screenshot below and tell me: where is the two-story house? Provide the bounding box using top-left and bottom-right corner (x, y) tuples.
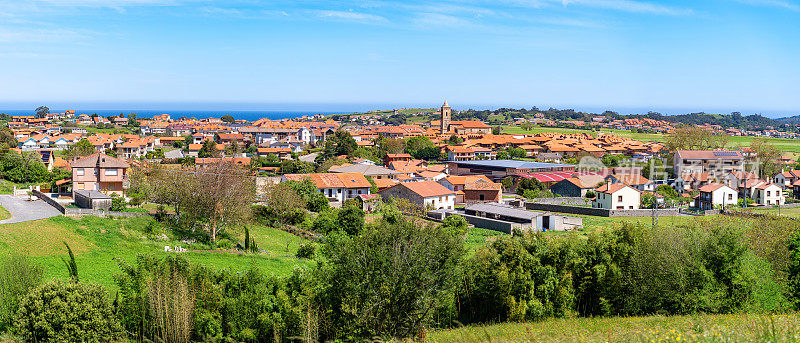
(283, 172), (372, 203)
(71, 153), (130, 196)
(753, 183), (784, 206)
(592, 183), (640, 210)
(674, 150), (744, 180)
(695, 183), (738, 210)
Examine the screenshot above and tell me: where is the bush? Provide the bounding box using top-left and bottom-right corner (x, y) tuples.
(296, 243), (315, 259)
(313, 209), (464, 340)
(337, 205), (365, 235)
(15, 280), (122, 342)
(110, 193), (127, 211)
(0, 256), (43, 331)
(585, 190), (595, 198)
(312, 209), (339, 234)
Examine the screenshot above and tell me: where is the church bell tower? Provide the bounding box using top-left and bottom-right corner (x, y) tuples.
(440, 100), (451, 133)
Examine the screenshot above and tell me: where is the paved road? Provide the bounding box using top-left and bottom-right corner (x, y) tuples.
(0, 195), (62, 224)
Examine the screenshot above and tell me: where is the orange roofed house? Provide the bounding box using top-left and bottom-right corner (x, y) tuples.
(282, 172), (371, 203)
(71, 153), (130, 196)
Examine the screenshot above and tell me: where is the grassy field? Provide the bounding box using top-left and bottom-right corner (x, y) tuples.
(502, 125), (800, 154)
(426, 313), (800, 342)
(0, 216), (313, 290)
(574, 214), (716, 232)
(749, 206), (800, 218)
(0, 205), (9, 221)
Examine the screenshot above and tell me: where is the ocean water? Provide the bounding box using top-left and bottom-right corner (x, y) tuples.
(0, 110), (339, 122)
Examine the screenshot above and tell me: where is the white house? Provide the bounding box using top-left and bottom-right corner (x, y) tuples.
(282, 172), (372, 203)
(592, 183), (641, 210)
(695, 183), (738, 210)
(753, 183), (784, 206)
(775, 170), (800, 189)
(379, 180), (456, 210)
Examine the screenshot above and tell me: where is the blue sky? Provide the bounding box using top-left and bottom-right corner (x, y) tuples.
(0, 0), (798, 116)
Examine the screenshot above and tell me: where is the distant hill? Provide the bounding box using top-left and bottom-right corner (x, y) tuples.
(776, 115), (800, 125)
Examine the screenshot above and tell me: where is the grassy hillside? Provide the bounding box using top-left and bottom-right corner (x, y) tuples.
(427, 313), (800, 342)
(0, 216), (313, 290)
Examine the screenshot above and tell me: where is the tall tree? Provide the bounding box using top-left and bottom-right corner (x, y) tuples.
(63, 138), (96, 159)
(35, 106), (50, 119)
(749, 138), (782, 179)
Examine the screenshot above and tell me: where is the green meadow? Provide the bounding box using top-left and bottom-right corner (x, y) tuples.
(426, 313), (800, 342)
(0, 215), (312, 290)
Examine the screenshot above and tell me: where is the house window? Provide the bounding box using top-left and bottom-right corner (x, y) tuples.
(479, 194), (485, 201)
(105, 169), (118, 176)
(767, 191), (771, 196)
(76, 168), (84, 176)
(617, 195), (622, 202)
(728, 194), (732, 200)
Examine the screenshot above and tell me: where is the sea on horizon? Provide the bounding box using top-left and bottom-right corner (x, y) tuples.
(0, 110), (340, 122)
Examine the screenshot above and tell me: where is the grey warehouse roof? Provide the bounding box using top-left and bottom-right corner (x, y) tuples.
(465, 203), (547, 221)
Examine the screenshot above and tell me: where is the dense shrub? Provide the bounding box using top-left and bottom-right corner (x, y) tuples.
(115, 254), (303, 343)
(313, 209), (464, 340)
(15, 280), (121, 342)
(337, 205), (365, 235)
(459, 232), (578, 322)
(296, 243), (315, 259)
(0, 256), (43, 331)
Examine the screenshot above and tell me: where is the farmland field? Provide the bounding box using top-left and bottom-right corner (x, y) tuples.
(426, 313), (800, 342)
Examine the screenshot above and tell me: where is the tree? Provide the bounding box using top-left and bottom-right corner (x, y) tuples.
(665, 126), (729, 151)
(447, 135), (463, 145)
(750, 138), (782, 179)
(63, 138), (96, 159)
(496, 150), (510, 160)
(220, 114), (235, 123)
(182, 135), (193, 152)
(313, 208), (464, 340)
(337, 204), (365, 235)
(333, 130), (357, 156)
(127, 113), (140, 128)
(35, 106), (50, 118)
(197, 139), (218, 158)
(0, 127), (18, 148)
(61, 242), (79, 283)
(492, 126), (502, 135)
(180, 161), (255, 244)
(0, 151), (50, 183)
(405, 136), (435, 157)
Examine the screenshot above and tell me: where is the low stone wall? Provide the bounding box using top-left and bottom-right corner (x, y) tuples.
(524, 201), (681, 218)
(444, 211), (519, 234)
(530, 197), (590, 206)
(525, 202), (610, 216)
(64, 208), (149, 218)
(31, 189), (66, 213)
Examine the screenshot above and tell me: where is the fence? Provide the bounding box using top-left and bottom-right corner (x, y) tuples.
(31, 189), (148, 218)
(523, 201), (682, 218)
(63, 208), (149, 218)
(31, 189), (66, 213)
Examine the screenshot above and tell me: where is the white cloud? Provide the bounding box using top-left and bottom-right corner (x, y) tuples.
(314, 10), (388, 24)
(731, 0), (800, 11)
(500, 0), (693, 15)
(558, 0), (694, 15)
